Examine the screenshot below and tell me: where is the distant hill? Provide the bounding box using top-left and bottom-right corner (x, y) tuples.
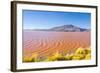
(33, 24), (90, 32)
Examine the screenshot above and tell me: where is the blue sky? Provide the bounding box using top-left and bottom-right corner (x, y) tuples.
(23, 10), (91, 29)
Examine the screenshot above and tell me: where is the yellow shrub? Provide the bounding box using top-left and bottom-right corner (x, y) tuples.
(65, 54), (73, 60)
(30, 53), (40, 62)
(85, 54), (91, 60)
(85, 48), (91, 60)
(72, 54), (85, 60)
(54, 51), (62, 58)
(23, 57), (32, 62)
(23, 47), (91, 62)
(85, 48), (91, 54)
(75, 47), (86, 55)
(31, 53), (38, 58)
(47, 51), (61, 61)
(46, 51), (68, 61)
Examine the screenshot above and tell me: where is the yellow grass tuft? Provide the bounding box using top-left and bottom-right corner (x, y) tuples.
(65, 54), (73, 60)
(23, 47), (91, 62)
(75, 47), (86, 55)
(85, 54), (91, 60)
(23, 57), (32, 62)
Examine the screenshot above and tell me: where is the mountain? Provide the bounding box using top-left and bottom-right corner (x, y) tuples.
(33, 24), (90, 32)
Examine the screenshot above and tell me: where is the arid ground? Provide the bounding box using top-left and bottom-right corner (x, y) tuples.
(23, 31), (91, 62)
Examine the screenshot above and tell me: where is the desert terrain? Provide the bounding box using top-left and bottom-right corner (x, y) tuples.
(23, 31), (90, 62)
